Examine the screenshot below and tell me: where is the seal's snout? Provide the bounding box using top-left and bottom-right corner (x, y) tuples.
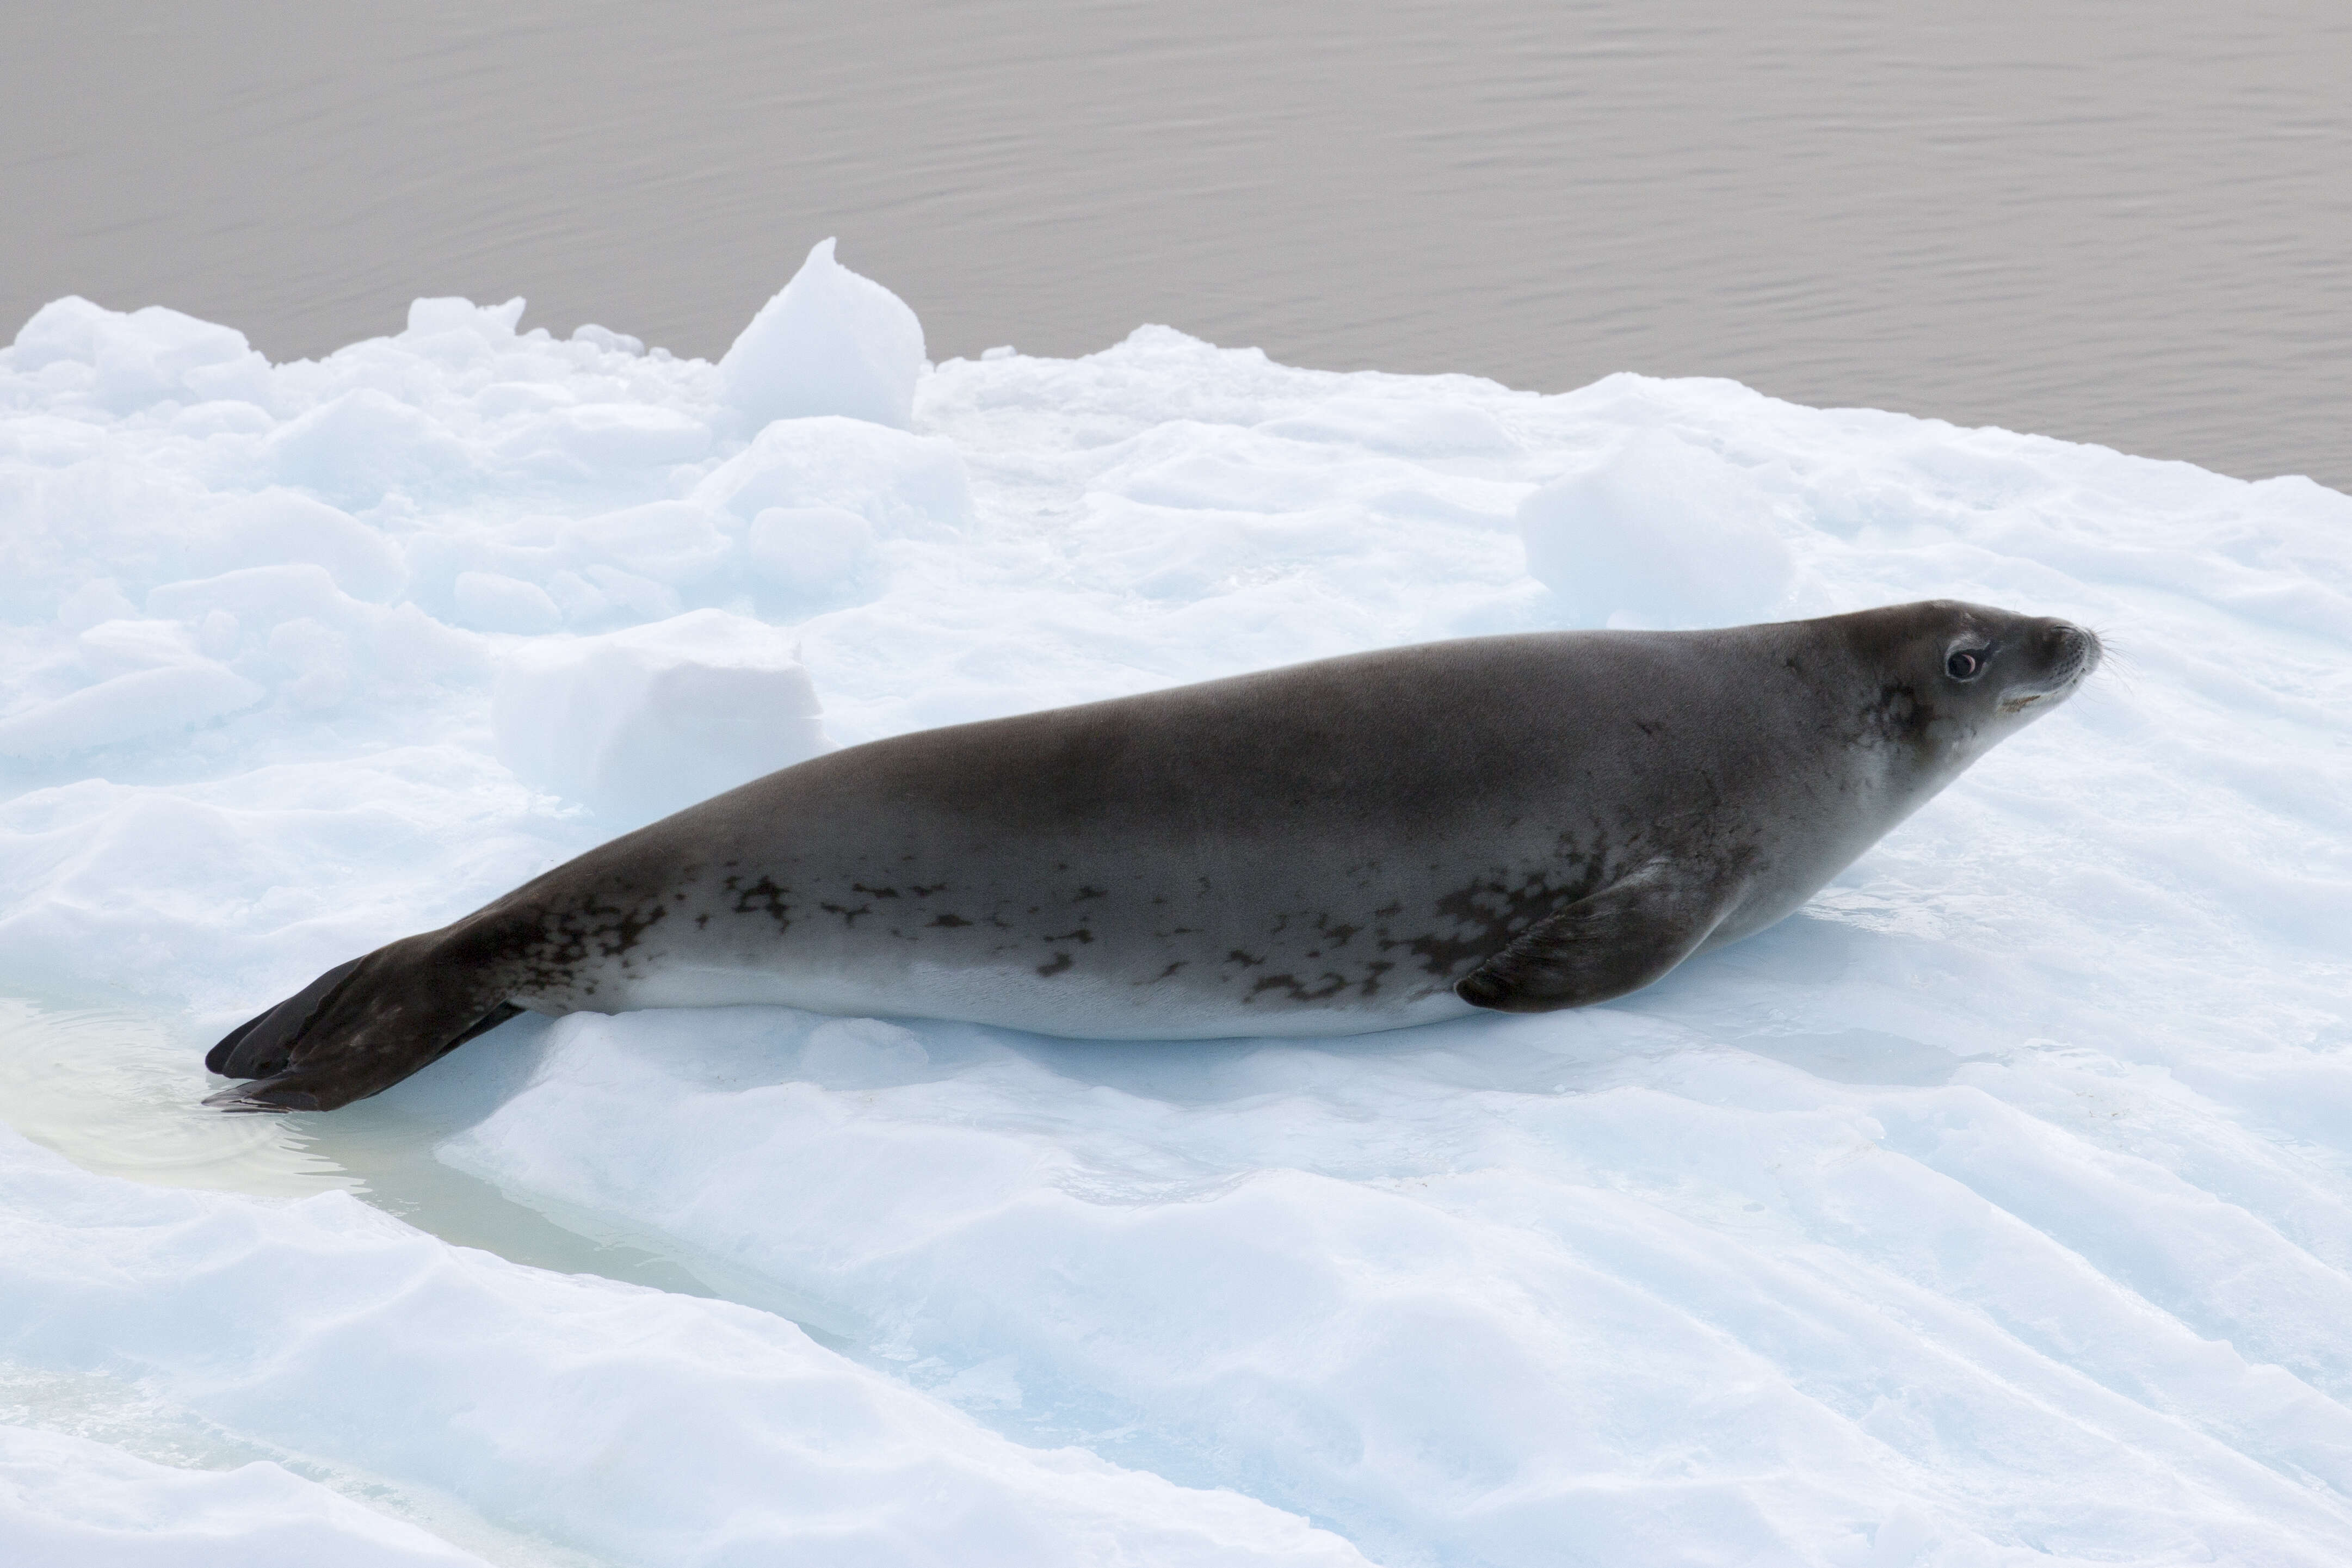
(2046, 619), (2103, 684)
(1998, 619), (2101, 715)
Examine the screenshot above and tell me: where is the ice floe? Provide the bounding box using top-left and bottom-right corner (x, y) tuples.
(2, 236), (2348, 1564)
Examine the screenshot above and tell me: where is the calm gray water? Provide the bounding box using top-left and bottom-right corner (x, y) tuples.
(5, 1), (2347, 491)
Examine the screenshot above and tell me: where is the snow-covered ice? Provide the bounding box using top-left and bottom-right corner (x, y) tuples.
(1, 238), (2347, 1565)
(0, 1422), (492, 1567)
(491, 608), (829, 828)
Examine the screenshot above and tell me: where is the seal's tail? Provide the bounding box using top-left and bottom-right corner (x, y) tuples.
(202, 939), (521, 1113)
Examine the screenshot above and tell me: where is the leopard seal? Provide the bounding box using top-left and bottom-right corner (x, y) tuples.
(205, 599), (2100, 1112)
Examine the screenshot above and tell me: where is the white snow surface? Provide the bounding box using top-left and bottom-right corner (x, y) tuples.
(0, 1422), (490, 1567)
(1, 239), (2349, 1565)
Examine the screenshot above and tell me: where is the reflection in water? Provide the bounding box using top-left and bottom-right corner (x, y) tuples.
(0, 998), (349, 1197)
(0, 995), (710, 1300)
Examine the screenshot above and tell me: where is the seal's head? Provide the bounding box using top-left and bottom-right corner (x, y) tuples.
(1838, 598), (2103, 776)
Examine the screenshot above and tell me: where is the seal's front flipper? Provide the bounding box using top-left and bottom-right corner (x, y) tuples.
(1454, 861), (1729, 1013)
(201, 937), (522, 1113)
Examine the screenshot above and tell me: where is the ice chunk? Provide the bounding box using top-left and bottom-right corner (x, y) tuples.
(693, 415), (973, 539)
(0, 662), (264, 760)
(452, 571), (563, 634)
(528, 402), (713, 472)
(8, 295), (112, 371)
(569, 323), (644, 356)
(565, 501), (734, 587)
(95, 308), (270, 414)
(744, 504), (879, 597)
(264, 617), (352, 710)
(55, 579), (139, 633)
(75, 616), (201, 680)
(0, 1424), (489, 1567)
(197, 491), (408, 603)
(492, 609), (831, 824)
(266, 390), (472, 511)
(143, 565), (386, 688)
(720, 237), (927, 432)
(1519, 430), (1795, 627)
(5, 297), (269, 411)
(403, 296), (527, 357)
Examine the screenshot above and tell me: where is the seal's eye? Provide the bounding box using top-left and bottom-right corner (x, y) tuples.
(1946, 648), (1986, 681)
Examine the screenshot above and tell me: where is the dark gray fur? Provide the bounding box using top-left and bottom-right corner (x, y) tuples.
(206, 600), (2099, 1111)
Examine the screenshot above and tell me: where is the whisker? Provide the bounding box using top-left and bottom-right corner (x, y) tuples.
(2080, 626), (2138, 698)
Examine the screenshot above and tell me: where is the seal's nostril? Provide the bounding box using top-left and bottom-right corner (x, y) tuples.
(2046, 622), (2102, 676)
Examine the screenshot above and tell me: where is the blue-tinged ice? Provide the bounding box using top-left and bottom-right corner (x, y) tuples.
(2, 236), (2349, 1565)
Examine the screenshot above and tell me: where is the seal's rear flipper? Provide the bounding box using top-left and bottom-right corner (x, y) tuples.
(202, 939), (525, 1113)
(206, 958), (365, 1079)
(1454, 861), (1728, 1013)
(203, 1001), (526, 1114)
(204, 1076), (338, 1114)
